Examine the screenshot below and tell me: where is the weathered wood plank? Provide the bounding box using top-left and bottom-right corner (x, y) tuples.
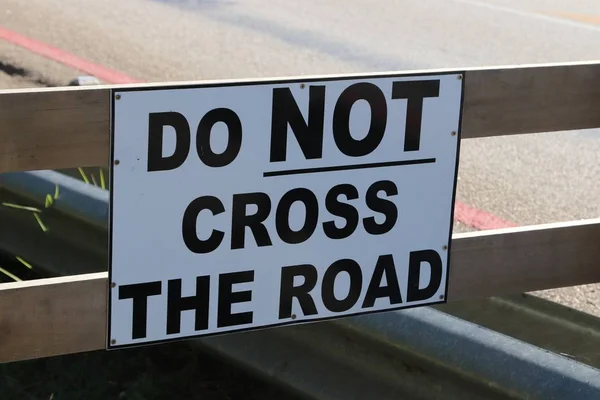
(0, 273), (107, 363)
(462, 62), (600, 138)
(0, 87), (109, 174)
(1, 219), (599, 364)
(448, 218), (600, 301)
(1, 61), (600, 173)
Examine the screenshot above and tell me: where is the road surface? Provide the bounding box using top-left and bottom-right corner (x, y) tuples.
(1, 0), (599, 310)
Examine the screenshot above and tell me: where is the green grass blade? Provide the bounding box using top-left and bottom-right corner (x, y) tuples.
(100, 169), (106, 190)
(54, 184), (60, 199)
(91, 174), (98, 187)
(78, 167), (90, 184)
(33, 213), (49, 232)
(16, 256), (33, 269)
(0, 266), (21, 282)
(45, 194), (54, 208)
(1, 202), (41, 213)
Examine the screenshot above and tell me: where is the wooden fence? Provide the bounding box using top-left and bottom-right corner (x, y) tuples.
(1, 60), (600, 364)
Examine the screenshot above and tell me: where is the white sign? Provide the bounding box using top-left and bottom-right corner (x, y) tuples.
(108, 71), (463, 349)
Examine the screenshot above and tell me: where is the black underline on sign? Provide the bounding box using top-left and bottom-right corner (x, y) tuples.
(263, 158), (436, 177)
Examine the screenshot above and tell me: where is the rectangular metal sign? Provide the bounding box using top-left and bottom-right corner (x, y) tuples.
(108, 71), (464, 349)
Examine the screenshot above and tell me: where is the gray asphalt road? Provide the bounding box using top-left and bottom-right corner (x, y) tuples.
(1, 0), (599, 310)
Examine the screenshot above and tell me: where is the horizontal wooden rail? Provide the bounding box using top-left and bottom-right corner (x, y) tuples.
(448, 218), (600, 301)
(1, 61), (600, 174)
(1, 218), (599, 364)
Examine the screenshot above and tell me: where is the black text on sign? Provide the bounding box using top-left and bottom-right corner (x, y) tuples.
(108, 71), (464, 349)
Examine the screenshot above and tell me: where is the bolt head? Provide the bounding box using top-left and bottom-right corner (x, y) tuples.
(69, 76), (101, 86)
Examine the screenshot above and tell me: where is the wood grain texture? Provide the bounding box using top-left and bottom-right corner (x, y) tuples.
(1, 62), (600, 173)
(1, 219), (599, 364)
(462, 62), (600, 138)
(449, 219), (600, 301)
(0, 87), (109, 174)
(0, 273), (107, 363)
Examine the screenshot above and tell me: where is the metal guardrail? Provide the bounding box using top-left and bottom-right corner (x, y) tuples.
(0, 170), (107, 276)
(200, 307), (600, 400)
(0, 170), (108, 229)
(2, 171), (600, 399)
(436, 294), (600, 369)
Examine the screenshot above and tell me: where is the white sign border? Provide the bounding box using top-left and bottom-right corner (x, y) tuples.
(106, 69), (465, 350)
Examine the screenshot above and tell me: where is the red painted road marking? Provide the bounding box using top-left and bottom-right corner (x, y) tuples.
(454, 201), (518, 230)
(0, 25), (518, 231)
(0, 26), (141, 84)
